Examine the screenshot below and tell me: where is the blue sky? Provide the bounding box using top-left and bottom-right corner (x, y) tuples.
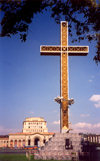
(0, 11), (100, 134)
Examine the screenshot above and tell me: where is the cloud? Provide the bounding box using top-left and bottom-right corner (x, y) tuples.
(74, 122), (91, 128)
(80, 114), (90, 117)
(72, 122), (100, 134)
(88, 75), (94, 83)
(53, 120), (60, 125)
(94, 102), (100, 108)
(0, 126), (21, 135)
(51, 121), (100, 133)
(94, 123), (100, 128)
(88, 79), (93, 82)
(90, 95), (100, 101)
(89, 95), (100, 108)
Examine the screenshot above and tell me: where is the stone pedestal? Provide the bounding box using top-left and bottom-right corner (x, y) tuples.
(34, 133), (82, 160)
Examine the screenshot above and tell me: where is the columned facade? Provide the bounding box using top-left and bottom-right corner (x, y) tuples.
(0, 117), (54, 148)
(8, 132), (53, 148)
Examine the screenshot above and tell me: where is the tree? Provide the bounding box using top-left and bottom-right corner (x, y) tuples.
(0, 0), (100, 64)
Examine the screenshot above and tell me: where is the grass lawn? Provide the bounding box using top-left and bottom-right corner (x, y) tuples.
(0, 154), (78, 161)
(0, 154), (33, 161)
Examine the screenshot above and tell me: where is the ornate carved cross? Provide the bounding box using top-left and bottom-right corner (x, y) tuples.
(40, 21), (89, 133)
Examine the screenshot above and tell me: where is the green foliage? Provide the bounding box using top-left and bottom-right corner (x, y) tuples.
(0, 0), (48, 41)
(0, 0), (100, 64)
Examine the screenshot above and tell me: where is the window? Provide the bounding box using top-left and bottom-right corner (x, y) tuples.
(28, 139), (31, 146)
(43, 139), (46, 144)
(65, 139), (73, 150)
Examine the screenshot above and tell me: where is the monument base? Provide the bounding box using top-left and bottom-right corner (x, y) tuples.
(34, 133), (82, 160)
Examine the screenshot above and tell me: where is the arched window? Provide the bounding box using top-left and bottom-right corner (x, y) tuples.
(10, 140), (13, 148)
(14, 140), (17, 148)
(28, 139), (31, 146)
(23, 140), (25, 147)
(34, 137), (40, 146)
(18, 140), (21, 148)
(43, 139), (46, 144)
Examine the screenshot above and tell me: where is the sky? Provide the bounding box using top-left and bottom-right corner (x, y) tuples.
(0, 10), (100, 135)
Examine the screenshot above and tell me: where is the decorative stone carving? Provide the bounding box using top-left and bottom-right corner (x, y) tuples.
(40, 21), (89, 133)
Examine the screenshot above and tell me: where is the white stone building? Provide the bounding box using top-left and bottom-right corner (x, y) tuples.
(22, 117), (48, 133)
(0, 117), (54, 148)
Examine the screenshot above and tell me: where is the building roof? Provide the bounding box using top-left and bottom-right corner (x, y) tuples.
(25, 117), (45, 122)
(9, 132), (54, 136)
(0, 135), (9, 140)
(23, 120), (46, 123)
(0, 135), (9, 138)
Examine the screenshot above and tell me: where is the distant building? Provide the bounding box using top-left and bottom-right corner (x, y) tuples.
(0, 135), (9, 148)
(22, 117), (48, 133)
(0, 117), (54, 148)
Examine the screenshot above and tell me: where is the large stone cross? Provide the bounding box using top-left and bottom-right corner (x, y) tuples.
(40, 21), (89, 133)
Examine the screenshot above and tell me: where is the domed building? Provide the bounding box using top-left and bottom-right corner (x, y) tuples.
(0, 117), (54, 148)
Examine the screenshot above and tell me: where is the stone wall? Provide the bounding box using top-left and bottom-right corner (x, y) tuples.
(34, 133), (82, 160)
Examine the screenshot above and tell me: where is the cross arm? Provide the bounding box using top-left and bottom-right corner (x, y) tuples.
(68, 46), (89, 56)
(40, 45), (89, 56)
(40, 46), (61, 56)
